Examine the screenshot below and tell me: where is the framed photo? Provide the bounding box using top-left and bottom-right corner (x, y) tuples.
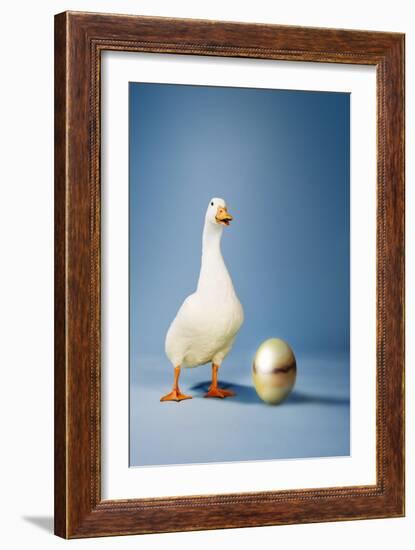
(54, 11), (405, 538)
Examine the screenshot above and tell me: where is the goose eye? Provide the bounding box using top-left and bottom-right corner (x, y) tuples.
(211, 202), (214, 206)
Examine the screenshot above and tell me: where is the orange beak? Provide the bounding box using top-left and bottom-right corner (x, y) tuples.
(215, 206), (233, 226)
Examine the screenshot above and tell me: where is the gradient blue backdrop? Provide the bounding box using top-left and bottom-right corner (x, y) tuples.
(129, 82), (350, 467)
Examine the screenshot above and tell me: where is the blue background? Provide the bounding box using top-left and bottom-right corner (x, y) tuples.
(129, 82), (350, 467)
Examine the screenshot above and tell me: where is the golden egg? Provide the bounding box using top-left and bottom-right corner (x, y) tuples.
(252, 338), (297, 405)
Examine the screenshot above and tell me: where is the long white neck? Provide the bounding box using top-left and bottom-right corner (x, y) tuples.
(196, 220), (233, 294)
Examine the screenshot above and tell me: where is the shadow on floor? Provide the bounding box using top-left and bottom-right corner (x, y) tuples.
(287, 390), (349, 406)
(190, 380), (349, 406)
(22, 516), (54, 533)
(190, 380), (261, 403)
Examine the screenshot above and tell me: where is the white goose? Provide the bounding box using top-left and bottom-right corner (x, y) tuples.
(161, 198), (244, 402)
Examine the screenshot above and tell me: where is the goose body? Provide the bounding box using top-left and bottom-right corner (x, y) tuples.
(165, 273), (243, 368)
(161, 198), (243, 401)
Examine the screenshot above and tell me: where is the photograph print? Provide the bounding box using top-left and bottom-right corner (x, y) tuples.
(129, 81), (350, 467)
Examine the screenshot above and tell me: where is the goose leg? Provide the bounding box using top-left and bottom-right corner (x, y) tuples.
(160, 366), (192, 402)
(204, 363), (235, 398)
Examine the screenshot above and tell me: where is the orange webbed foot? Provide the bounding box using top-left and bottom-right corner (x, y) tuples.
(160, 389), (192, 402)
(204, 387), (235, 398)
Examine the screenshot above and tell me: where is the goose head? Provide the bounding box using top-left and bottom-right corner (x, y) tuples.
(205, 197), (233, 227)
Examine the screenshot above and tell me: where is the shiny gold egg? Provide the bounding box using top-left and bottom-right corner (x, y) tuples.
(252, 338), (297, 405)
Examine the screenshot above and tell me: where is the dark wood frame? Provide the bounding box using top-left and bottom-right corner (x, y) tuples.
(54, 11), (405, 539)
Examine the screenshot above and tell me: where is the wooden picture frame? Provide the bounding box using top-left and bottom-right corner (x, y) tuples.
(54, 11), (405, 538)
